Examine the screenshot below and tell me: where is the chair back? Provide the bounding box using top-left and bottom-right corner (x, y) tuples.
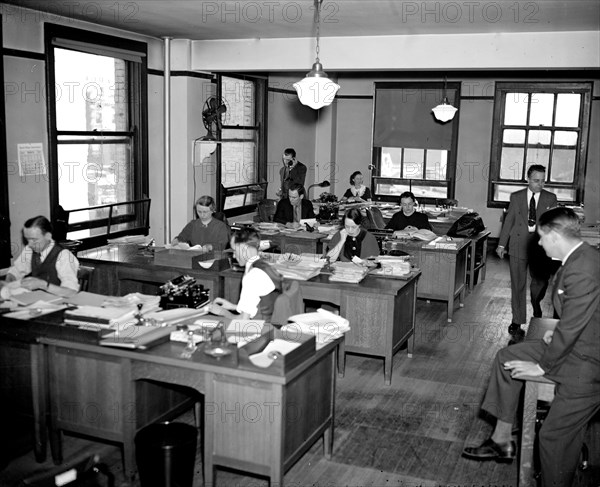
(77, 265), (95, 292)
(257, 199), (278, 222)
(369, 206), (386, 229)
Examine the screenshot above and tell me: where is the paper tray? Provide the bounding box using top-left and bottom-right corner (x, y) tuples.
(237, 326), (316, 375)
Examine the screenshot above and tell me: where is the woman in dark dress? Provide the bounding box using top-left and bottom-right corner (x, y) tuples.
(341, 171), (372, 203)
(327, 208), (380, 262)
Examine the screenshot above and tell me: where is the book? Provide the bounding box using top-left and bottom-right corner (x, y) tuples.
(64, 306), (139, 326)
(393, 228), (437, 241)
(100, 325), (175, 349)
(10, 290), (66, 306)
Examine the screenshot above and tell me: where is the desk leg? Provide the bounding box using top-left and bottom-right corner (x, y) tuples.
(519, 382), (538, 487)
(324, 351), (336, 460)
(30, 343), (47, 463)
(481, 238), (488, 283)
(407, 280), (418, 358)
(469, 240), (476, 291)
(337, 340), (346, 378)
(383, 357), (392, 386)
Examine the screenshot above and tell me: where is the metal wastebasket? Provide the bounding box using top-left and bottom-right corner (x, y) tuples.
(135, 421), (197, 487)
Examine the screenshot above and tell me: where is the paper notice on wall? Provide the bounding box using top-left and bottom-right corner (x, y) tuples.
(18, 143), (46, 177)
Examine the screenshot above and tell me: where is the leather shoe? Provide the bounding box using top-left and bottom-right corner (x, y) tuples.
(462, 438), (517, 461)
(508, 323), (525, 336)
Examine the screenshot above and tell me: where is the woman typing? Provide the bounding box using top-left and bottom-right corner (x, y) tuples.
(171, 195), (230, 251)
(327, 208), (380, 262)
(340, 171), (371, 203)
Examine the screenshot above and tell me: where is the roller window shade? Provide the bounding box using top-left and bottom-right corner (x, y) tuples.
(52, 37), (145, 63)
(373, 85), (458, 150)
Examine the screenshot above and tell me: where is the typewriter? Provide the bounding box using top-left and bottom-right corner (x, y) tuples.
(159, 275), (210, 310)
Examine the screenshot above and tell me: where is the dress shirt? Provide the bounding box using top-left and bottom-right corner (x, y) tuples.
(8, 241), (80, 291)
(236, 255), (276, 318)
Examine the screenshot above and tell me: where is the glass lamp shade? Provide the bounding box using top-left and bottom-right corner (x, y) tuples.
(293, 62), (340, 109)
(431, 101), (458, 123)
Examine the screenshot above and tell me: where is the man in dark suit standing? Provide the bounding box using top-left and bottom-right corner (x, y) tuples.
(463, 207), (600, 487)
(277, 148), (307, 199)
(497, 164), (558, 336)
(273, 183), (315, 228)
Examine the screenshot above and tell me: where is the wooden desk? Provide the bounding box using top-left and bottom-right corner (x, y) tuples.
(78, 244), (223, 298)
(263, 231), (327, 255)
(221, 269), (420, 385)
(0, 312), (190, 466)
(39, 334), (340, 486)
(382, 238), (470, 322)
(517, 318), (558, 487)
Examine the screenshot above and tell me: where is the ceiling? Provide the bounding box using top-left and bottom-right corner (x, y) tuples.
(3, 0), (600, 41)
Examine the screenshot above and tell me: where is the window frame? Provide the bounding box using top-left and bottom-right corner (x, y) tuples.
(44, 24), (148, 248)
(216, 73), (267, 218)
(371, 81), (460, 204)
(487, 81), (592, 208)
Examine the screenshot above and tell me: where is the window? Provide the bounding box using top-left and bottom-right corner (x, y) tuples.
(217, 74), (266, 216)
(488, 82), (592, 207)
(372, 82), (460, 203)
(45, 25), (148, 245)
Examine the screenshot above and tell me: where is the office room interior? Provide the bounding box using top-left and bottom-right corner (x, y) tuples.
(0, 1), (598, 251)
(0, 1), (599, 486)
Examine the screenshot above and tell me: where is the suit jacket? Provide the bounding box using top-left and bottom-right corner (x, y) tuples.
(279, 162), (307, 195)
(540, 243), (600, 385)
(498, 188), (557, 260)
(273, 198), (315, 224)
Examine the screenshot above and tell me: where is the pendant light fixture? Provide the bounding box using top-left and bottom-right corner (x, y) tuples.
(293, 0), (340, 109)
(432, 77), (458, 123)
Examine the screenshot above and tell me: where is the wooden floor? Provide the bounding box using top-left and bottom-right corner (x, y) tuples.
(2, 256), (598, 487)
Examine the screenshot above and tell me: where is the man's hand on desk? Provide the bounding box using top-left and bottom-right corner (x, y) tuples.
(503, 360), (545, 378)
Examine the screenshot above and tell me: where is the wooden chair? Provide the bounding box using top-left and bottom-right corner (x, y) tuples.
(77, 265), (95, 292)
(257, 199), (278, 222)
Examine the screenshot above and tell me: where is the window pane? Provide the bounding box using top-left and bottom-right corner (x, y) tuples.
(526, 147), (550, 166)
(411, 185), (448, 199)
(551, 187), (576, 202)
(529, 93), (554, 126)
(555, 93), (580, 127)
(221, 142), (256, 187)
(504, 93), (528, 125)
(493, 184), (524, 202)
(57, 141), (133, 209)
(55, 48), (128, 132)
(500, 148), (524, 180)
(381, 147), (402, 178)
(375, 183), (410, 197)
(554, 131), (578, 146)
(503, 129), (525, 144)
(528, 130), (551, 145)
(425, 150), (447, 180)
(550, 149), (576, 183)
(221, 76), (255, 126)
(403, 148), (424, 179)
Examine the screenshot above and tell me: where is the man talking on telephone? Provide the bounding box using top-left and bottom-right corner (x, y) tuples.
(277, 148), (307, 199)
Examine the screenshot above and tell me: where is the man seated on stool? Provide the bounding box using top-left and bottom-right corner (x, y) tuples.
(273, 183), (315, 229)
(385, 191), (432, 238)
(462, 207), (599, 487)
(5, 215), (80, 297)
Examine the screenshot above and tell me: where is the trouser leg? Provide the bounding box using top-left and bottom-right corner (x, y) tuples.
(481, 341), (544, 423)
(509, 256), (528, 324)
(539, 383), (600, 487)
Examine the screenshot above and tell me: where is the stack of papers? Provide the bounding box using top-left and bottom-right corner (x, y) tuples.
(374, 256), (412, 277)
(64, 306), (140, 328)
(266, 253), (326, 281)
(328, 262), (369, 283)
(423, 236), (461, 249)
(282, 309), (350, 349)
(100, 324), (174, 349)
(102, 293), (161, 311)
(393, 228), (437, 241)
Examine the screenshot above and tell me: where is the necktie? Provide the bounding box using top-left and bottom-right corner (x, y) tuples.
(31, 252), (42, 273)
(528, 194), (536, 227)
(294, 205), (301, 223)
